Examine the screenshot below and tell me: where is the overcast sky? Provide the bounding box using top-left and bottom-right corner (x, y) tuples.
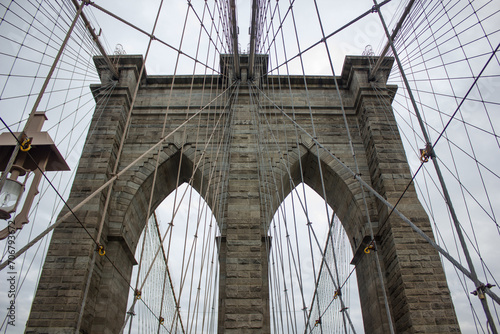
(1, 0), (499, 333)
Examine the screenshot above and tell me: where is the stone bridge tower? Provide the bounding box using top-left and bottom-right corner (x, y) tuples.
(26, 54), (460, 333)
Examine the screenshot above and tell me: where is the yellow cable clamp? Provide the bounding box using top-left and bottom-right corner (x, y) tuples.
(334, 289), (341, 299)
(419, 143), (433, 163)
(97, 245), (105, 256)
(471, 283), (495, 300)
(135, 289), (142, 300)
(159, 317), (164, 325)
(20, 137), (32, 152)
(364, 242), (375, 254)
(419, 148), (429, 163)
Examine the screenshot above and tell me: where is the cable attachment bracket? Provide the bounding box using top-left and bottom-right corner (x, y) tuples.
(314, 317), (321, 327)
(471, 283), (496, 300)
(419, 142), (434, 163)
(96, 244), (105, 256)
(334, 288), (342, 299)
(134, 289), (142, 300)
(364, 240), (376, 254)
(20, 134), (33, 152)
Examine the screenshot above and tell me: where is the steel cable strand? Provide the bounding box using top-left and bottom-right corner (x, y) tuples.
(310, 0), (385, 331)
(374, 2), (500, 331)
(368, 87), (500, 289)
(266, 5), (311, 328)
(83, 0), (173, 329)
(131, 85), (237, 333)
(0, 86), (234, 334)
(166, 83), (238, 332)
(261, 0), (296, 60)
(395, 8), (499, 75)
(194, 31), (228, 331)
(276, 2), (315, 325)
(296, 0), (394, 330)
(265, 71), (304, 334)
(255, 110), (297, 333)
(405, 4), (500, 290)
(260, 16), (292, 332)
(262, 22), (310, 329)
(251, 82), (304, 333)
(428, 1), (500, 236)
(284, 4), (381, 330)
(251, 81), (351, 333)
(0, 24), (103, 330)
(254, 83), (500, 306)
(388, 86), (500, 186)
(0, 0), (100, 89)
(253, 91), (328, 333)
(0, 0), (86, 220)
(0, 80), (236, 273)
(305, 214), (357, 334)
(248, 83), (317, 316)
(0, 77), (115, 263)
(464, 0), (500, 67)
(251, 83), (297, 332)
(174, 4), (221, 329)
(160, 4), (209, 329)
(0, 120), (167, 334)
(266, 0), (392, 75)
(250, 92), (336, 333)
(85, 1), (220, 75)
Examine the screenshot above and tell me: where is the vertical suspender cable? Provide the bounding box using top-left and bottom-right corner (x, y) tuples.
(228, 0), (240, 77)
(372, 1), (498, 332)
(80, 0), (169, 330)
(309, 0), (395, 331)
(69, 0), (119, 79)
(0, 1), (85, 190)
(255, 84), (500, 306)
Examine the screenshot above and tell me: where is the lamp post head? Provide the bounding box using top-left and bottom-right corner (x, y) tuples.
(0, 112), (69, 238)
(0, 178), (23, 219)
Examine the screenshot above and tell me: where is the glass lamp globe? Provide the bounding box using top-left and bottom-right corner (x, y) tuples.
(0, 179), (23, 220)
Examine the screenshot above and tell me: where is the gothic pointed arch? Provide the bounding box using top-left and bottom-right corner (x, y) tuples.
(108, 144), (217, 257)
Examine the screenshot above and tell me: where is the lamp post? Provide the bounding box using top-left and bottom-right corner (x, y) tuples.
(0, 112), (69, 239)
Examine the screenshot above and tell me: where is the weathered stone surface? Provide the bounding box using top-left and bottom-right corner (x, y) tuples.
(26, 55), (459, 333)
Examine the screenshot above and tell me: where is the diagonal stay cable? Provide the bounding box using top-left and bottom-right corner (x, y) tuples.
(0, 117), (164, 329)
(86, 1), (220, 75)
(254, 84), (500, 306)
(125, 2), (195, 330)
(430, 42), (500, 153)
(79, 0), (173, 329)
(374, 2), (499, 328)
(250, 82), (354, 332)
(267, 0), (392, 74)
(124, 83), (237, 332)
(306, 215), (357, 333)
(0, 83), (235, 272)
